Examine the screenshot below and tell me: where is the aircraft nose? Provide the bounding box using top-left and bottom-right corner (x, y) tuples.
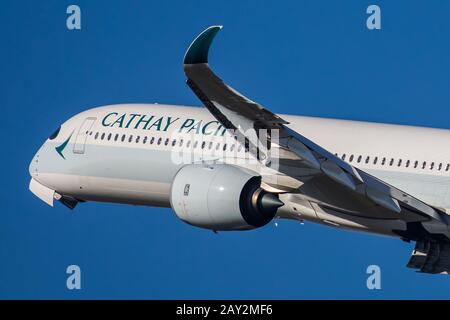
(29, 125), (60, 181)
(29, 144), (43, 179)
(28, 141), (59, 206)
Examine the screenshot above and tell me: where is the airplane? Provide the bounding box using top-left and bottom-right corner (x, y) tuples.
(29, 25), (450, 274)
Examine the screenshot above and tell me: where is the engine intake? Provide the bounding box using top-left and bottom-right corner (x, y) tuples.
(170, 164), (283, 231)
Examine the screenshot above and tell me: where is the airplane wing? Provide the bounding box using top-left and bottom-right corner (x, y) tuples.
(183, 26), (450, 273)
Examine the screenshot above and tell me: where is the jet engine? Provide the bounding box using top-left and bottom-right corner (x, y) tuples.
(170, 164), (283, 231)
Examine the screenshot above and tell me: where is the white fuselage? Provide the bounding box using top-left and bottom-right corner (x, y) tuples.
(29, 104), (450, 233)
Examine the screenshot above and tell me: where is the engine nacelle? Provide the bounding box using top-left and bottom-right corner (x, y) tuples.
(170, 164), (283, 231)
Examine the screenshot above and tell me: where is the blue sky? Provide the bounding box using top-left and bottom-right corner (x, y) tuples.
(1, 0), (450, 299)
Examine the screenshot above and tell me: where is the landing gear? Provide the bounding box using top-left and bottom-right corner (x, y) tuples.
(407, 241), (450, 274)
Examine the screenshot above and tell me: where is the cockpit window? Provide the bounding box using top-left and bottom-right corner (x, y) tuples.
(48, 126), (61, 140)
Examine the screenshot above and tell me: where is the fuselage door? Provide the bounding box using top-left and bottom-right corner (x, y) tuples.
(73, 117), (96, 154)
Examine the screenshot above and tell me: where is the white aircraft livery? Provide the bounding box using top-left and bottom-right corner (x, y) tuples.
(29, 26), (450, 274)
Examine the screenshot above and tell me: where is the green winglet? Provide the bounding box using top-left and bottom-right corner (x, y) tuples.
(184, 25), (223, 64)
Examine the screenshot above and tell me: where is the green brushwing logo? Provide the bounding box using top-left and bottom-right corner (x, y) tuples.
(55, 132), (73, 159)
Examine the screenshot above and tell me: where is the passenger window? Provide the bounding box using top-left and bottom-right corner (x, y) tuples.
(172, 140), (176, 147)
(414, 160), (418, 168)
(95, 132), (99, 140)
(216, 142), (220, 150)
(357, 155), (362, 163)
(193, 141), (198, 148)
(349, 155), (354, 162)
(179, 139), (184, 147)
(438, 163), (442, 171)
(430, 162), (434, 170)
(143, 137), (147, 144)
(406, 160), (410, 168)
(446, 164), (450, 171)
(422, 161), (426, 169)
(209, 141), (213, 150)
(164, 138), (169, 146)
(107, 133), (111, 141)
(121, 134), (126, 142)
(365, 156), (369, 164)
(201, 141), (206, 149)
(342, 154), (346, 161)
(114, 134), (119, 141)
(397, 159), (402, 167)
(157, 138), (162, 145)
(373, 157), (378, 165)
(389, 158), (394, 166)
(150, 137), (155, 144)
(128, 135), (133, 143)
(230, 144), (235, 151)
(223, 143), (227, 151)
(136, 136), (140, 143)
(186, 140), (191, 148)
(382, 157), (386, 165)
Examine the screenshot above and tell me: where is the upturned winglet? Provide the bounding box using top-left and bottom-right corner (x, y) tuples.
(183, 25), (223, 65)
